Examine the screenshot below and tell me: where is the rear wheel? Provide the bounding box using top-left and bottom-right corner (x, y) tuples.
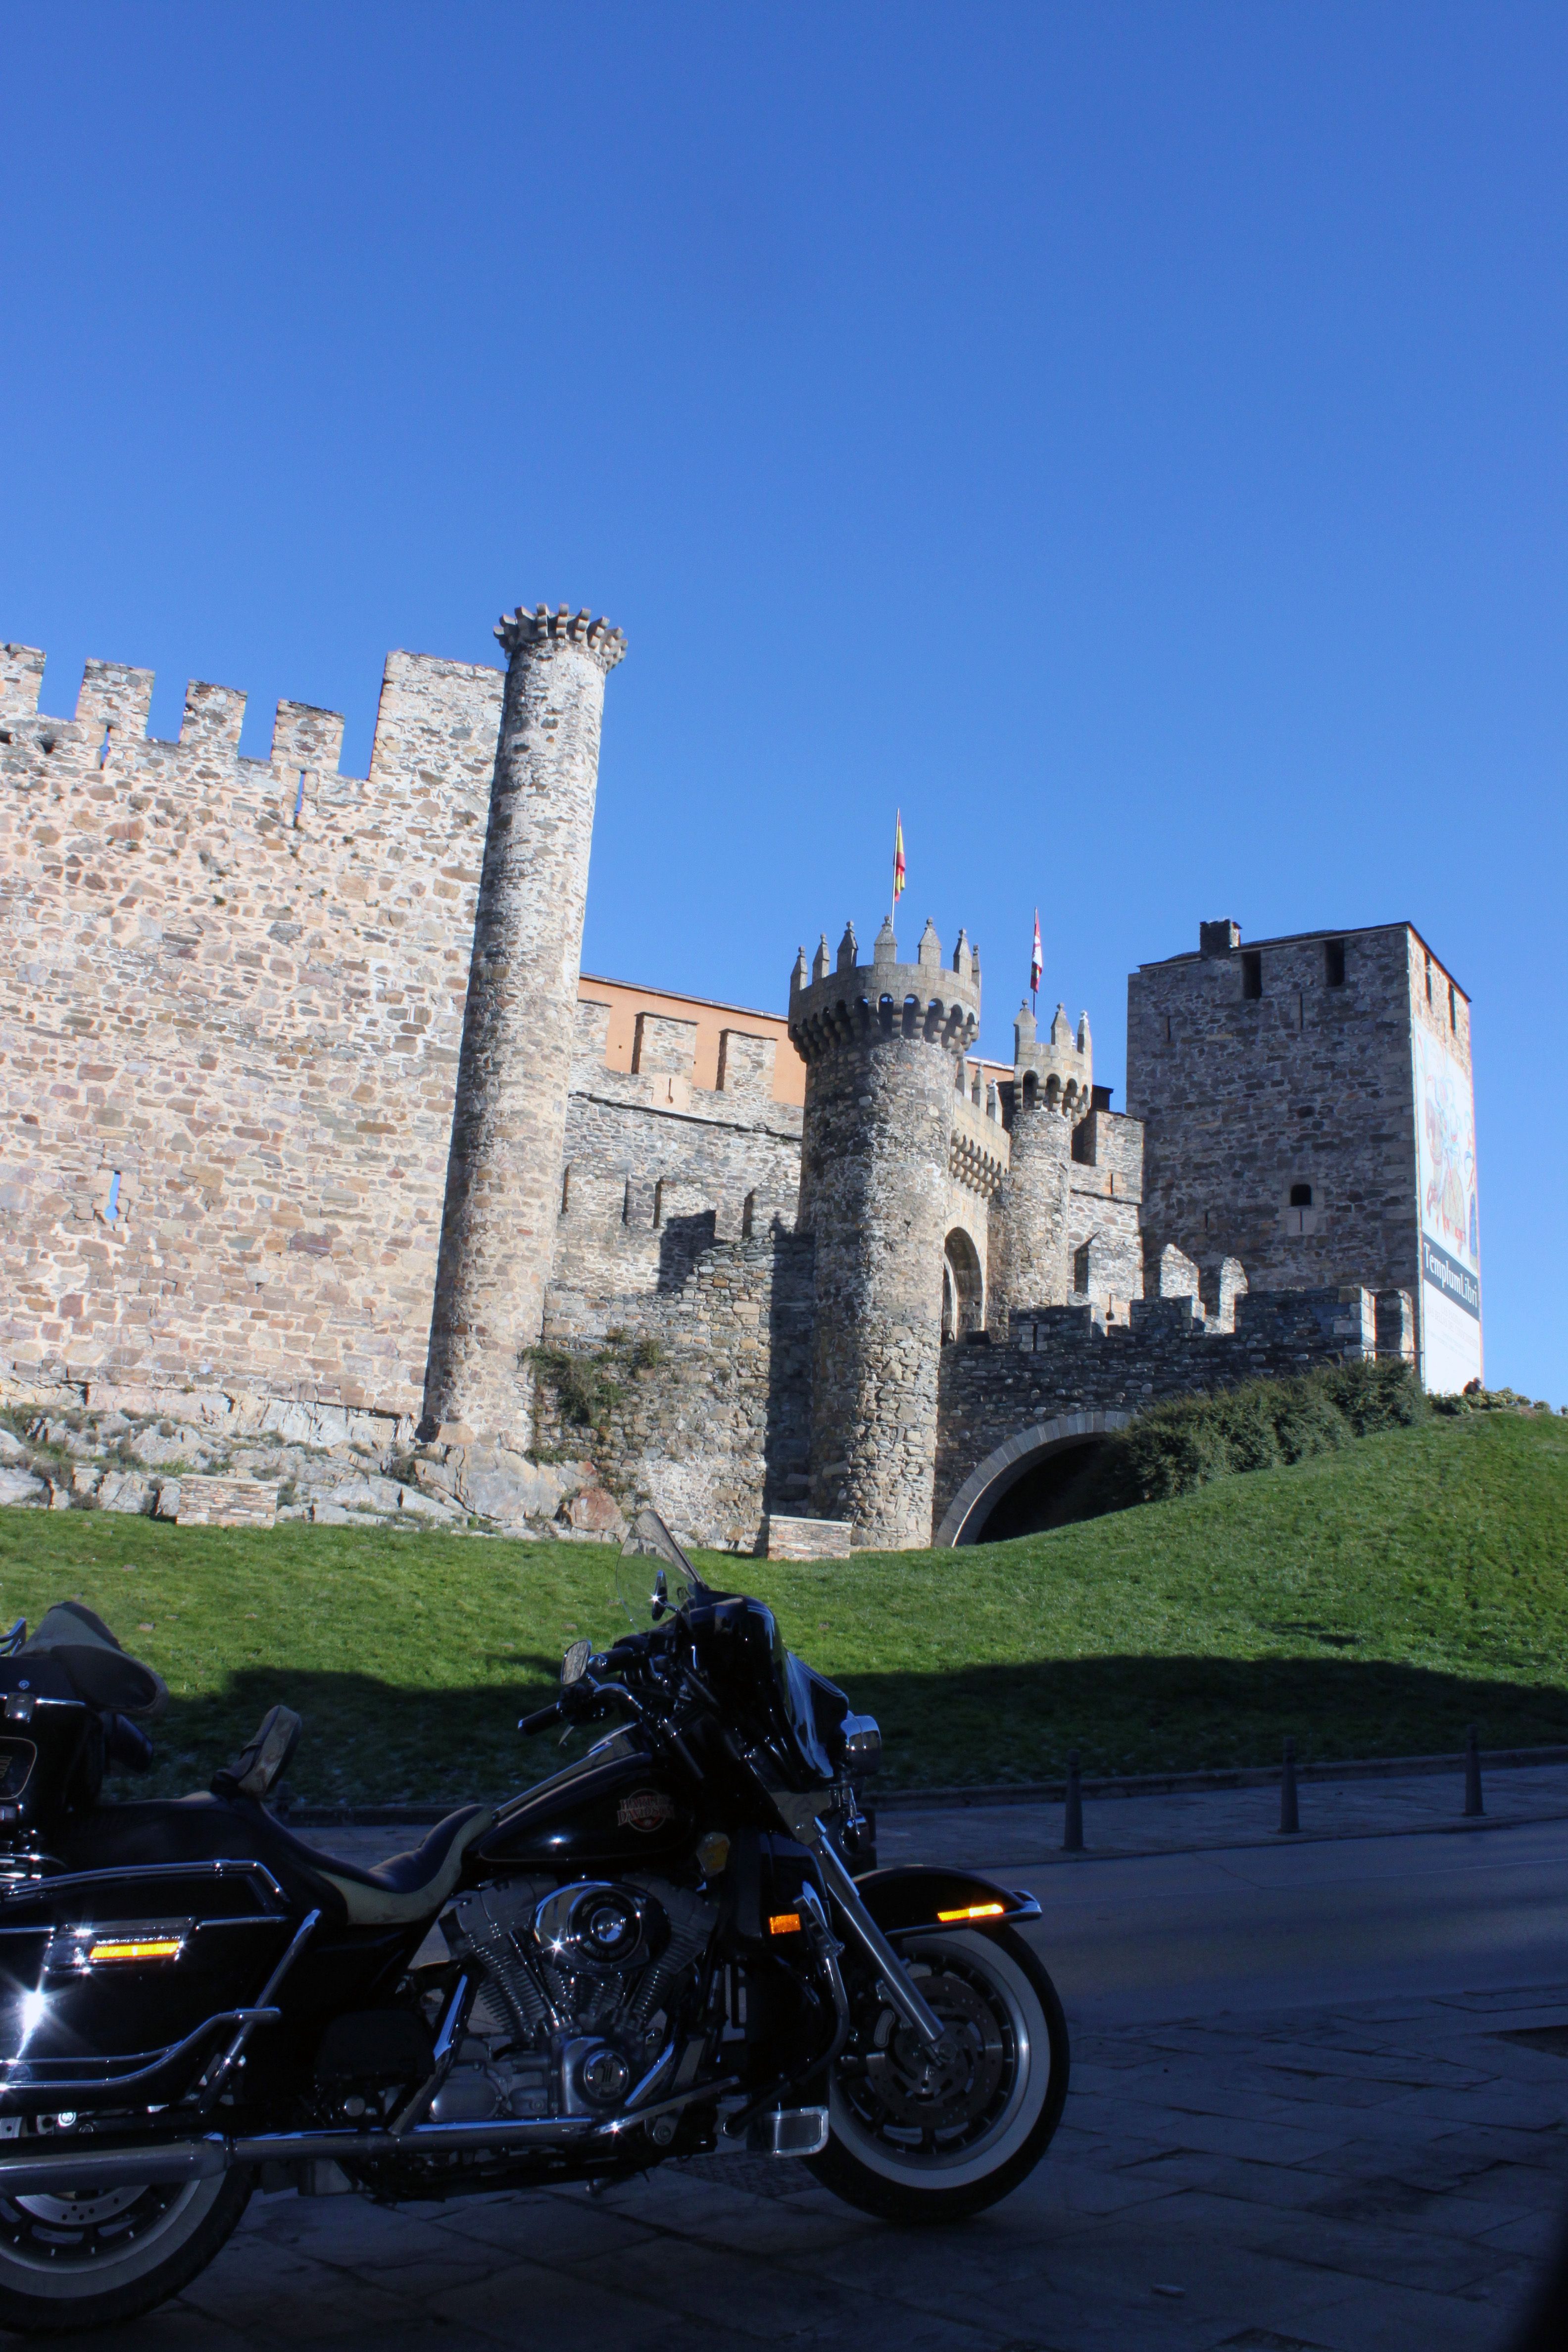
(808, 1925), (1069, 2223)
(0, 2155), (253, 2334)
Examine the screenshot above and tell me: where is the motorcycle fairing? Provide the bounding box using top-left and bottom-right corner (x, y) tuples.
(851, 1865), (1041, 1936)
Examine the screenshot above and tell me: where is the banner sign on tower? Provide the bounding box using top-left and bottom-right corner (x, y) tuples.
(1413, 1019), (1482, 1393)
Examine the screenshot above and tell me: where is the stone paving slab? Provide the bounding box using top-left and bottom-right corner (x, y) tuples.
(873, 1761), (1568, 1870)
(103, 1973), (1567, 2351)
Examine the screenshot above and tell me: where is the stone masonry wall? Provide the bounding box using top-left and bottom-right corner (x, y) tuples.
(546, 996), (804, 1342)
(533, 1233), (815, 1552)
(0, 639), (503, 1423)
(1067, 1105), (1144, 1309)
(1127, 922), (1428, 1305)
(933, 1284), (1397, 1533)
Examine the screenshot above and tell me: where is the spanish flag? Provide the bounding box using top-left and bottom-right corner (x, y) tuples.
(892, 810), (906, 907)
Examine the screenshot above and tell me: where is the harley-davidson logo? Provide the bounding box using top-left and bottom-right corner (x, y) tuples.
(617, 1788), (675, 1833)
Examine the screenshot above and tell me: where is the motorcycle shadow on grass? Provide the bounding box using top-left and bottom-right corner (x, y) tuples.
(128, 1652), (1568, 1811)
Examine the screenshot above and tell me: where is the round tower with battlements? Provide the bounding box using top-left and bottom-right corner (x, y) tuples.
(987, 1000), (1093, 1329)
(788, 914), (980, 1549)
(422, 603), (626, 1443)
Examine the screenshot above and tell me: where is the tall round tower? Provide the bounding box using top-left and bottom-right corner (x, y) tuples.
(422, 603), (626, 1443)
(988, 1000), (1093, 1328)
(788, 914), (980, 1550)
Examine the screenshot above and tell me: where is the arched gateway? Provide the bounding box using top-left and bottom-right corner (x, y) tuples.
(935, 1409), (1133, 1546)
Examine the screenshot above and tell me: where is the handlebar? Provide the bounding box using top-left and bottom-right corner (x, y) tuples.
(516, 1668), (654, 1741)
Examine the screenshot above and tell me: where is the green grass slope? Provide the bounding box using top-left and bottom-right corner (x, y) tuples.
(0, 1407), (1563, 1802)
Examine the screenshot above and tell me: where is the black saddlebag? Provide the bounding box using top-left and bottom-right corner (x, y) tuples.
(0, 1859), (294, 2116)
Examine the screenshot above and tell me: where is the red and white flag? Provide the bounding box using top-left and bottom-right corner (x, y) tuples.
(1030, 908), (1043, 999)
(892, 810), (906, 907)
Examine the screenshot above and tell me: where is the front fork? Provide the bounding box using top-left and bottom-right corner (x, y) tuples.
(804, 1828), (946, 2053)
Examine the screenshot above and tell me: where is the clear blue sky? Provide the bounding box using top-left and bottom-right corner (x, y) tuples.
(3, 3), (1563, 1397)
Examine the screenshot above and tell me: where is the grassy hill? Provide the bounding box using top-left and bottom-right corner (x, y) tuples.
(0, 1404), (1563, 1803)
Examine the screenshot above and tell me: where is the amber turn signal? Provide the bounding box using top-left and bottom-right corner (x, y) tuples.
(86, 1938), (183, 1963)
(767, 1912), (802, 1935)
(935, 1902), (1006, 1923)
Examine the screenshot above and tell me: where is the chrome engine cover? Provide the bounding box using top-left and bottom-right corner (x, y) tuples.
(443, 1874), (719, 2120)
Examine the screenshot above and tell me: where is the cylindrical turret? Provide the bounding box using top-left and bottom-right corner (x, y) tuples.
(422, 603), (626, 1442)
(789, 916), (980, 1550)
(988, 1000), (1093, 1328)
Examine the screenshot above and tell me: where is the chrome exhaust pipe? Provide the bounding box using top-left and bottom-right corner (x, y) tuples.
(0, 2138), (229, 2197)
(0, 2070), (745, 2198)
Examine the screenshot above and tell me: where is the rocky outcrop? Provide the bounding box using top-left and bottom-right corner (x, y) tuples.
(0, 1397), (628, 1544)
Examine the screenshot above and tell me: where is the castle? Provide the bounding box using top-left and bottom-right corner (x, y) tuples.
(0, 607), (1483, 1553)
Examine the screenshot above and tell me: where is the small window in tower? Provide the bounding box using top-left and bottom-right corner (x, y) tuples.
(560, 1165), (571, 1216)
(105, 1171), (121, 1223)
(1324, 939), (1346, 987)
(1289, 1182), (1313, 1208)
(1425, 955), (1433, 1006)
(1448, 980), (1458, 1031)
(1241, 952), (1263, 1000)
(742, 1189), (756, 1240)
(652, 1179), (665, 1229)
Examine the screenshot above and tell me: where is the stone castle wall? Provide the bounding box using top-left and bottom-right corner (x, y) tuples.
(533, 1233), (815, 1550)
(1067, 1104), (1144, 1308)
(544, 996), (804, 1343)
(933, 1284), (1408, 1532)
(0, 639), (503, 1427)
(1127, 921), (1460, 1313)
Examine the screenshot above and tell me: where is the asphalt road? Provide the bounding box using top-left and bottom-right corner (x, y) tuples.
(1009, 1813), (1568, 2025)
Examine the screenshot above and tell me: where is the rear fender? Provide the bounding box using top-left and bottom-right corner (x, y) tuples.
(851, 1864), (1039, 1938)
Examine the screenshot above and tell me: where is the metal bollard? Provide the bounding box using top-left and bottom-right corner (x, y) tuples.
(1063, 1750), (1084, 1852)
(1279, 1735), (1300, 1834)
(1464, 1724), (1484, 1817)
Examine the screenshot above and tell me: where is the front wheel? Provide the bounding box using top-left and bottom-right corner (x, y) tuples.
(808, 1925), (1069, 2224)
(0, 2153), (253, 2335)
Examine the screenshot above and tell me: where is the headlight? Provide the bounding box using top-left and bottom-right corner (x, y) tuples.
(841, 1713), (882, 1776)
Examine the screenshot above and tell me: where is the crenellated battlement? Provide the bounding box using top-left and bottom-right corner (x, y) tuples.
(0, 640), (503, 833)
(494, 603), (626, 673)
(1012, 998), (1092, 1118)
(787, 916), (981, 1065)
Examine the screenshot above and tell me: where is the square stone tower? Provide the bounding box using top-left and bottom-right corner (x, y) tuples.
(1127, 920), (1481, 1391)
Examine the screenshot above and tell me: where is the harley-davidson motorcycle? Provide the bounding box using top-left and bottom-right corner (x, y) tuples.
(0, 1509), (1068, 2333)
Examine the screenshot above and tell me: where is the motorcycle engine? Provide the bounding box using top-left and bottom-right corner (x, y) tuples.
(436, 1874), (717, 2123)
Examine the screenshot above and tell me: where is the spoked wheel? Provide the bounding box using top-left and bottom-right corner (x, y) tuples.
(0, 2152), (253, 2334)
(809, 1925), (1069, 2223)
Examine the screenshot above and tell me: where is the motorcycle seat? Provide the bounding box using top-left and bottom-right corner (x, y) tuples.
(60, 1797), (495, 1929)
(298, 1806), (496, 1927)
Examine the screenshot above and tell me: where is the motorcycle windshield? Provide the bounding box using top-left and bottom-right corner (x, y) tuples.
(616, 1507), (716, 1624)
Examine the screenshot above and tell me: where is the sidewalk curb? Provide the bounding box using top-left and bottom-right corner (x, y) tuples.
(282, 1743), (1568, 1829)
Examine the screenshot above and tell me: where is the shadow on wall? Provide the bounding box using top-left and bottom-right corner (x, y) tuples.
(112, 1651), (1568, 1807)
(657, 1212), (717, 1293)
(761, 1226), (815, 1524)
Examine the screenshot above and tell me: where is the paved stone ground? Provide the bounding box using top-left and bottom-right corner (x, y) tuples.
(873, 1761), (1568, 1871)
(90, 1772), (1568, 2350)
(101, 1976), (1566, 2352)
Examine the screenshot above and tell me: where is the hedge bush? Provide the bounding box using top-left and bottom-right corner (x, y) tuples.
(1069, 1357), (1426, 1518)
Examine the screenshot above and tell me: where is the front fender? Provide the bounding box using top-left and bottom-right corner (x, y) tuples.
(851, 1864), (1039, 1938)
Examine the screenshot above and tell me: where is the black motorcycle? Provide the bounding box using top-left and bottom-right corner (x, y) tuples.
(0, 1509), (1069, 2334)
